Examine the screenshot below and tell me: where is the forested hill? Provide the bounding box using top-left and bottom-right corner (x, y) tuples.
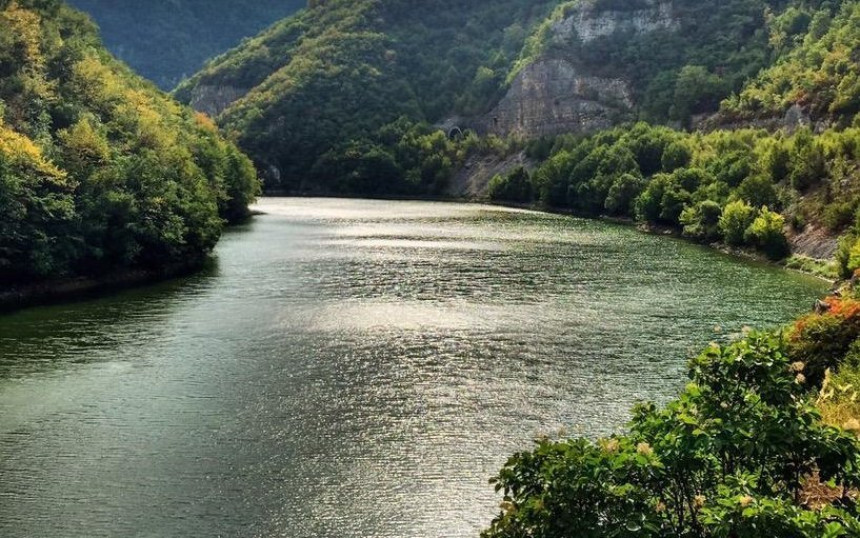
(0, 0), (260, 286)
(174, 0), (562, 192)
(721, 0), (860, 127)
(66, 0), (305, 89)
(174, 0), (822, 194)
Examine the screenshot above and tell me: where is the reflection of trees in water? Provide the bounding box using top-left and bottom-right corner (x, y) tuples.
(0, 261), (219, 379)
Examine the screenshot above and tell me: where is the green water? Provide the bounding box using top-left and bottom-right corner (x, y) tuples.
(0, 198), (827, 537)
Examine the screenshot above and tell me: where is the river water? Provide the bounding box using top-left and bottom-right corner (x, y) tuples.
(0, 198), (827, 537)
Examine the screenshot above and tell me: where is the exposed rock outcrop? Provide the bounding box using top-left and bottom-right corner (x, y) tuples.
(448, 151), (535, 199)
(697, 104), (825, 134)
(480, 0), (681, 138)
(788, 225), (839, 260)
(480, 59), (633, 138)
(187, 85), (250, 117)
(551, 0), (679, 44)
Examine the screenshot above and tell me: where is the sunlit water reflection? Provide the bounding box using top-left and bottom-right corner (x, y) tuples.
(0, 198), (827, 537)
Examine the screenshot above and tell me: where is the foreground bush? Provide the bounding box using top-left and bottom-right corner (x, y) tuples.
(483, 331), (860, 538)
(790, 298), (860, 388)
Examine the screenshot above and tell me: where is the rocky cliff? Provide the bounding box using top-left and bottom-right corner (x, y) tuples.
(186, 85), (251, 118)
(551, 0), (679, 44)
(481, 59), (634, 137)
(482, 0), (681, 138)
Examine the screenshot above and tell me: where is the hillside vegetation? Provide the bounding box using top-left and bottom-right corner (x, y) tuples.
(66, 0), (305, 89)
(174, 0), (843, 195)
(174, 0), (562, 192)
(487, 121), (860, 269)
(514, 0), (788, 125)
(0, 0), (259, 285)
(723, 0), (860, 125)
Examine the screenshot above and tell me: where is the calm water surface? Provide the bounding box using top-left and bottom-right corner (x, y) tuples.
(0, 198), (827, 537)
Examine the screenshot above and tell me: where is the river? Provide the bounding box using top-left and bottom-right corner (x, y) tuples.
(0, 198), (827, 537)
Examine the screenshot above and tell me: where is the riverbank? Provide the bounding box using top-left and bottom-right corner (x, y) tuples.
(475, 198), (840, 284)
(0, 261), (208, 313)
(1, 194), (836, 313)
(266, 193), (841, 282)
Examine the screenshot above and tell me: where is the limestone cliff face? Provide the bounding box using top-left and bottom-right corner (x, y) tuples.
(482, 59), (634, 138)
(186, 85), (250, 118)
(551, 0), (678, 44)
(482, 0), (680, 138)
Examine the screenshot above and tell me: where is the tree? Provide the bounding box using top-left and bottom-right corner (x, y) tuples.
(735, 174), (778, 209)
(719, 200), (756, 247)
(789, 129), (827, 191)
(635, 174), (689, 225)
(672, 65), (727, 125)
(680, 200), (722, 242)
(605, 173), (645, 216)
(661, 140), (692, 172)
(745, 206), (790, 260)
(488, 166), (532, 203)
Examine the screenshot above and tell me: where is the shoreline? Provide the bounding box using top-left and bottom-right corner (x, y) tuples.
(502, 202), (838, 285)
(1, 195), (836, 314)
(265, 194), (838, 284)
(0, 262), (207, 314)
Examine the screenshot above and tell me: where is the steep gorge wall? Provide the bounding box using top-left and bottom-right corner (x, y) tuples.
(186, 85), (251, 118)
(480, 0), (680, 138)
(480, 59), (634, 138)
(552, 0), (678, 43)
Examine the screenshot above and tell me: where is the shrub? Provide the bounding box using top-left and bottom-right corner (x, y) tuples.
(745, 206), (791, 260)
(719, 200), (757, 246)
(680, 200), (722, 242)
(484, 332), (860, 538)
(789, 298), (860, 387)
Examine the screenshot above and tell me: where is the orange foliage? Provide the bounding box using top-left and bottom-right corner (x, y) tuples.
(194, 112), (218, 133)
(792, 298), (860, 336)
(825, 297), (860, 319)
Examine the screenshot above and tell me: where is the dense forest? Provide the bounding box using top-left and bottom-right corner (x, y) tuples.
(173, 0), (828, 194)
(65, 0), (305, 89)
(174, 0), (562, 192)
(0, 0), (259, 285)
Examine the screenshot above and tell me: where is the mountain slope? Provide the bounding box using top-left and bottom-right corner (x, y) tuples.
(66, 0), (305, 89)
(0, 0), (259, 285)
(721, 1), (860, 127)
(484, 0), (788, 137)
(174, 0), (561, 192)
(176, 0), (821, 194)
